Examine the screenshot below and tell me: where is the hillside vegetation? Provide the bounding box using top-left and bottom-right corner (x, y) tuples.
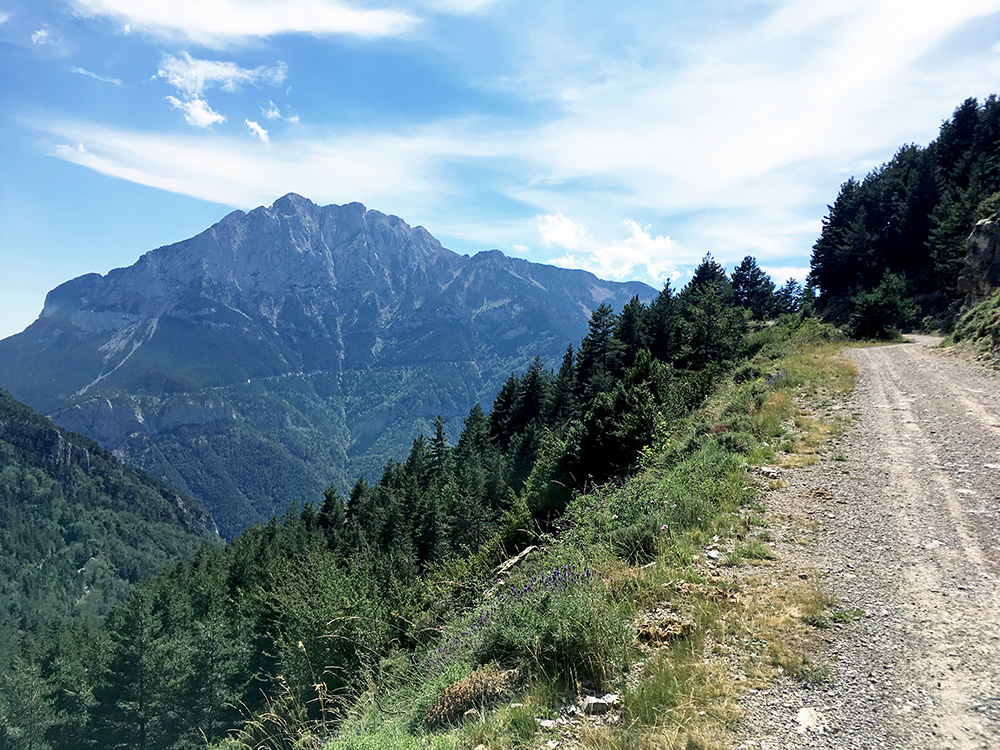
(950, 289), (1000, 365)
(811, 95), (1000, 333)
(0, 255), (839, 750)
(0, 389), (219, 748)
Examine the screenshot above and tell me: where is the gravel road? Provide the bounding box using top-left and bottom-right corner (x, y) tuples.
(737, 336), (1000, 750)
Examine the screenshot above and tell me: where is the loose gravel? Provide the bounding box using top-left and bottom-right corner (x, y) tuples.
(736, 336), (1000, 750)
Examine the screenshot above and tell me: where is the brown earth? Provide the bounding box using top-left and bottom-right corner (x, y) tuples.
(737, 336), (1000, 749)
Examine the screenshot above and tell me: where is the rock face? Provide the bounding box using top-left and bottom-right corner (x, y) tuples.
(958, 211), (1000, 307)
(0, 195), (654, 537)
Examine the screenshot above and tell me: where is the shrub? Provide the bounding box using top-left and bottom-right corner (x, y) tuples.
(845, 272), (920, 340)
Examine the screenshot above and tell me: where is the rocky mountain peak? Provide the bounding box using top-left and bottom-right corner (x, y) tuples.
(0, 196), (655, 537)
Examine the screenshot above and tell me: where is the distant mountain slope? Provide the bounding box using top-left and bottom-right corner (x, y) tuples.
(0, 195), (654, 537)
(0, 388), (218, 641)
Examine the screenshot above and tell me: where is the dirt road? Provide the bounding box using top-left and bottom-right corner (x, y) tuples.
(738, 337), (1000, 749)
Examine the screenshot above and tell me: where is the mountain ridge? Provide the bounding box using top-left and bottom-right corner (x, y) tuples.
(0, 194), (655, 536)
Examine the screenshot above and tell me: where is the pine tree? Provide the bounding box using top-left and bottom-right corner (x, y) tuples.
(575, 304), (621, 403)
(430, 415), (451, 476)
(675, 255), (745, 370)
(613, 296), (648, 368)
(544, 345), (577, 425)
(645, 279), (678, 362)
(731, 256), (775, 319)
(488, 374), (522, 447)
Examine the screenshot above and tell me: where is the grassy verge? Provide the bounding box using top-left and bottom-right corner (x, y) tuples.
(214, 320), (857, 750)
(945, 289), (1000, 367)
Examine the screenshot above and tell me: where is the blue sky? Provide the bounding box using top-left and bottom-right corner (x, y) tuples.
(3, 0), (1000, 339)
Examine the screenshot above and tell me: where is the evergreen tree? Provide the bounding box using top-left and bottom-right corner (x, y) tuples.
(513, 357), (550, 433)
(773, 278), (803, 315)
(731, 256), (775, 319)
(645, 279), (679, 362)
(488, 374), (523, 447)
(675, 255), (746, 370)
(430, 415), (451, 476)
(613, 296), (648, 367)
(575, 304), (621, 403)
(544, 345), (577, 425)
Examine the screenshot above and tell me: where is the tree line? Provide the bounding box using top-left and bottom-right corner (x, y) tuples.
(810, 95), (1000, 337)
(0, 255), (801, 749)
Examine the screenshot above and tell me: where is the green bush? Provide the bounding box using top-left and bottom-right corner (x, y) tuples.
(845, 272), (920, 340)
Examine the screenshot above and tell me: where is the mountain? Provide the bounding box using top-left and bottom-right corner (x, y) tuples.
(0, 195), (655, 537)
(0, 388), (218, 643)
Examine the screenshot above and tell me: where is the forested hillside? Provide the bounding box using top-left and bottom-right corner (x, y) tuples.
(0, 389), (219, 748)
(1, 255), (807, 749)
(811, 95), (1000, 335)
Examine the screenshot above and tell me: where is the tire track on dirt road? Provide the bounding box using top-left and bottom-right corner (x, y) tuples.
(738, 337), (1000, 750)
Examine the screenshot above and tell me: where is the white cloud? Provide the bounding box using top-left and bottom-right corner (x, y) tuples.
(38, 118), (486, 214)
(549, 219), (681, 283)
(157, 53), (286, 97)
(0, 12), (11, 25)
(166, 96), (225, 127)
(538, 212), (588, 249)
(287, 115), (300, 124)
(263, 101), (281, 119)
(244, 119), (269, 143)
(419, 0), (499, 14)
(71, 66), (123, 86)
(70, 0), (419, 46)
(761, 266), (811, 285)
(31, 29), (50, 44)
(32, 1), (1000, 286)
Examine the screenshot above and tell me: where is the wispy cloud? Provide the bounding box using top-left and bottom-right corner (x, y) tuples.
(0, 12), (11, 25)
(166, 96), (225, 127)
(70, 0), (419, 47)
(31, 28), (50, 45)
(157, 53), (287, 97)
(71, 66), (123, 86)
(761, 266), (810, 285)
(419, 0), (500, 14)
(244, 119), (269, 143)
(262, 101), (281, 120)
(38, 118), (478, 212)
(36, 1), (1000, 278)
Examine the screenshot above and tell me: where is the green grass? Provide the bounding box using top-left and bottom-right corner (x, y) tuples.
(208, 318), (856, 750)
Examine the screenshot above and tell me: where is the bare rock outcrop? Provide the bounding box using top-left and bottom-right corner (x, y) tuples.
(958, 211), (1000, 307)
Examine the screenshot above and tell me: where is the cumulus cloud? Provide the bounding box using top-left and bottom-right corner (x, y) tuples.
(244, 119), (269, 143)
(69, 0), (418, 47)
(0, 12), (11, 25)
(157, 53), (285, 129)
(157, 53), (286, 97)
(538, 212), (588, 249)
(71, 66), (123, 86)
(549, 220), (681, 283)
(166, 96), (225, 127)
(31, 29), (50, 44)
